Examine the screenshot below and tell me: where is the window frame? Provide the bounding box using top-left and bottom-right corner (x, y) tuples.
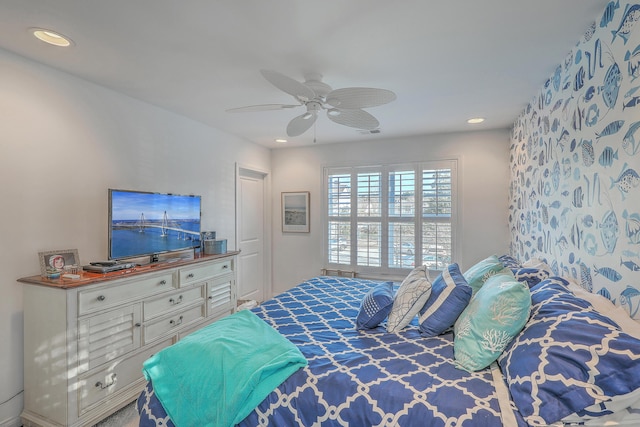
(324, 159), (458, 277)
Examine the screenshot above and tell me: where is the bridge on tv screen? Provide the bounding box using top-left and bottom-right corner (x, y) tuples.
(114, 211), (199, 239)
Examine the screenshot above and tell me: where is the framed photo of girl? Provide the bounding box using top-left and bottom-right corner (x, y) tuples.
(282, 191), (310, 233)
(39, 249), (80, 277)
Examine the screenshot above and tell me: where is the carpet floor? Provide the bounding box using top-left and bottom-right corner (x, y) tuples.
(92, 401), (139, 427)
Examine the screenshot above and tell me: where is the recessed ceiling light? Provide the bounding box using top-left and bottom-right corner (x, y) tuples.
(467, 117), (485, 124)
(31, 28), (73, 47)
(275, 138), (288, 143)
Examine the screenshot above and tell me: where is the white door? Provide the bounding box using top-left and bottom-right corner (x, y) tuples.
(237, 166), (269, 303)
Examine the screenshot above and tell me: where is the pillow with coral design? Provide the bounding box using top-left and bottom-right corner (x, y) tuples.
(453, 271), (531, 372)
(462, 255), (507, 295)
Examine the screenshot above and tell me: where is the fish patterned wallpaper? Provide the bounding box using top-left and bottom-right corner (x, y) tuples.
(509, 0), (640, 320)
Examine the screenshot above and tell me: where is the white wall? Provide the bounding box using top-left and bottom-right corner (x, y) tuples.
(0, 45), (512, 426)
(0, 48), (270, 426)
(270, 129), (511, 295)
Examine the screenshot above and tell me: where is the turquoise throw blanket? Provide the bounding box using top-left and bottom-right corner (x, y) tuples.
(142, 310), (308, 427)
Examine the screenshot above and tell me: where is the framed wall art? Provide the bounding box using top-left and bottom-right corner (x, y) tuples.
(39, 249), (80, 277)
(282, 191), (310, 233)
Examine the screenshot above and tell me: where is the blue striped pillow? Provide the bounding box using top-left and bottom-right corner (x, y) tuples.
(418, 263), (472, 337)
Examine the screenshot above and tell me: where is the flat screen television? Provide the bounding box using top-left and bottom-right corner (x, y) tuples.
(108, 189), (202, 261)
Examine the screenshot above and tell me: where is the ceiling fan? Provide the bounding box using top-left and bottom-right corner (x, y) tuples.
(227, 70), (397, 137)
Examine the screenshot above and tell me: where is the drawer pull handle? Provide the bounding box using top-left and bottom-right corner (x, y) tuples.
(96, 374), (117, 389)
(170, 316), (184, 327)
(159, 280), (167, 285)
(169, 295), (183, 305)
(186, 273), (195, 279)
(135, 323), (141, 327)
(222, 265), (228, 269)
(97, 295), (106, 302)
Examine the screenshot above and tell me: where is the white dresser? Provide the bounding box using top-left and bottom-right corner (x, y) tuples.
(19, 252), (238, 427)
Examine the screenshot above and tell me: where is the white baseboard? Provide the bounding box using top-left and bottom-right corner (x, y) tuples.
(0, 392), (23, 427)
(0, 415), (22, 427)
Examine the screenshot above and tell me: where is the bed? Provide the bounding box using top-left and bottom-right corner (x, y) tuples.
(137, 256), (640, 427)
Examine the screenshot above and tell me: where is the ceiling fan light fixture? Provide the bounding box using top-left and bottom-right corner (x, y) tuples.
(232, 70), (397, 138)
(326, 97), (341, 107)
(31, 28), (73, 47)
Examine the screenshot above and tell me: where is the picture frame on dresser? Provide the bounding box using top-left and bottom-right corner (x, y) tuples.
(38, 248), (80, 277)
(282, 191), (310, 233)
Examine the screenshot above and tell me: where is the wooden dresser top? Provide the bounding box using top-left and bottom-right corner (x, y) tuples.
(18, 251), (239, 289)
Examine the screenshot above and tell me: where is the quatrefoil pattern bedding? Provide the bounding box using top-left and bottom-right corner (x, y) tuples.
(137, 274), (640, 426)
(498, 277), (640, 425)
(138, 276), (525, 426)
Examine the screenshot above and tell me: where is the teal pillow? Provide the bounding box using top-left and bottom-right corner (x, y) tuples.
(387, 265), (432, 333)
(453, 272), (531, 372)
(462, 254), (506, 295)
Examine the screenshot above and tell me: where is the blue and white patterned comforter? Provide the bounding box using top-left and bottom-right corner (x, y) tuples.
(137, 276), (526, 426)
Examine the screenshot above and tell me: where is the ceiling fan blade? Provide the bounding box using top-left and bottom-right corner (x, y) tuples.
(327, 108), (380, 130)
(325, 87), (397, 109)
(226, 104), (299, 113)
(287, 112), (318, 137)
(260, 69), (316, 102)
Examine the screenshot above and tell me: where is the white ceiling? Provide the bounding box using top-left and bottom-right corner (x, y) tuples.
(0, 1), (608, 148)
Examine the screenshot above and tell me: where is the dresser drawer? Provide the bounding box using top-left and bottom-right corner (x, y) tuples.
(77, 338), (172, 415)
(179, 259), (232, 287)
(143, 304), (206, 344)
(78, 272), (175, 315)
(143, 286), (205, 321)
(78, 304), (142, 373)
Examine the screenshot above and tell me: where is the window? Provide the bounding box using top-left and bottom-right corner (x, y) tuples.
(325, 160), (456, 274)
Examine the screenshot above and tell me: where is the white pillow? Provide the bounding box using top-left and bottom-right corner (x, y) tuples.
(522, 257), (552, 272)
(567, 280), (640, 340)
(609, 307), (640, 340)
(387, 265), (432, 333)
